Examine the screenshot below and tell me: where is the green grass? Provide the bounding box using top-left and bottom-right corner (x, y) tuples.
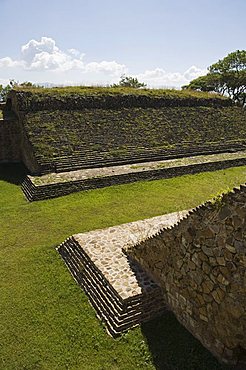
(1, 164), (245, 370)
(14, 85), (228, 100)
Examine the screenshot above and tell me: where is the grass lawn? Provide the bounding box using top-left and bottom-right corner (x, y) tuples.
(0, 164), (245, 370)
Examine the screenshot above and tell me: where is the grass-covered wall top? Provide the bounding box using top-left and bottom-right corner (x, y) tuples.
(8, 86), (232, 113)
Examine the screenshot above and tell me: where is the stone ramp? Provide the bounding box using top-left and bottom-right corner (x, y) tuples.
(57, 212), (188, 336)
(22, 150), (246, 201)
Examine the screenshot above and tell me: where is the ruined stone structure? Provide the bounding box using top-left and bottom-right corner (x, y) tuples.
(57, 214), (183, 336)
(1, 88), (245, 365)
(6, 89), (246, 174)
(57, 183), (246, 365)
(1, 87), (246, 200)
(126, 184), (246, 366)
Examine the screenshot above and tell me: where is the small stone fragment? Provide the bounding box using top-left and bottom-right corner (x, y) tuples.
(216, 257), (226, 266)
(212, 288), (225, 304)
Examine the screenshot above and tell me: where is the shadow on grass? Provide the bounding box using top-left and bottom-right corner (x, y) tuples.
(0, 163), (27, 185)
(141, 312), (230, 370)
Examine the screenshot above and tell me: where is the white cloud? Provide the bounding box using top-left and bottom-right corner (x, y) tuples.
(85, 61), (127, 76)
(0, 56), (25, 68)
(183, 65), (207, 80)
(0, 36), (207, 87)
(0, 36), (126, 76)
(20, 37), (85, 71)
(135, 66), (207, 88)
(67, 48), (83, 58)
(21, 37), (59, 63)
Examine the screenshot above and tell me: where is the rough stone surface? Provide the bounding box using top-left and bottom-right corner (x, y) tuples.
(57, 212), (187, 336)
(0, 114), (40, 173)
(126, 184), (246, 366)
(6, 89), (246, 177)
(0, 118), (21, 162)
(22, 151), (246, 201)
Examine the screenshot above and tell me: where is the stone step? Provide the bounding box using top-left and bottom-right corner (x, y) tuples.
(56, 216), (180, 336)
(62, 240), (163, 310)
(21, 178), (36, 201)
(80, 274), (165, 334)
(73, 264), (164, 332)
(22, 150), (246, 201)
(78, 271), (165, 336)
(37, 142), (246, 174)
(37, 141), (245, 162)
(61, 239), (163, 308)
(59, 239), (166, 335)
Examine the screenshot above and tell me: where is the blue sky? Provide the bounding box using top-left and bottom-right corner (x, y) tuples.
(0, 0), (245, 87)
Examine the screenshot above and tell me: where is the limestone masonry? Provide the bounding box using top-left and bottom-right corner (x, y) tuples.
(58, 212), (188, 336)
(126, 184), (246, 366)
(58, 183), (246, 365)
(0, 118), (21, 162)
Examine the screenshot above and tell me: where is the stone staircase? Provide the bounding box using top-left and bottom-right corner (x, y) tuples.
(58, 238), (166, 336)
(57, 215), (185, 336)
(21, 176), (36, 201)
(36, 142), (246, 175)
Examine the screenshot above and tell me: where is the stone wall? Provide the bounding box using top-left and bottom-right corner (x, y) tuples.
(0, 119), (22, 162)
(126, 185), (246, 365)
(2, 89), (245, 177)
(17, 106), (246, 175)
(22, 156), (246, 201)
(7, 89), (246, 176)
(0, 115), (40, 172)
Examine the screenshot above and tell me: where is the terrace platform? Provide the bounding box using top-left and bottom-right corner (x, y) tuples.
(57, 211), (188, 336)
(22, 150), (246, 201)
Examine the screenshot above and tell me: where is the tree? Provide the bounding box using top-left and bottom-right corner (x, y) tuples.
(0, 80), (17, 102)
(112, 74), (147, 88)
(0, 80), (36, 101)
(182, 50), (246, 106)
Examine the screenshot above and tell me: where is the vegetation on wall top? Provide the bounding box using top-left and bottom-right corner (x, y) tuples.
(111, 74), (147, 88)
(12, 85), (229, 98)
(9, 86), (231, 113)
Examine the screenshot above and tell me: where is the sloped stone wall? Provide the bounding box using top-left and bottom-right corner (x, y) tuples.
(0, 117), (40, 173)
(127, 185), (246, 365)
(6, 89), (246, 176)
(0, 119), (22, 162)
(12, 106), (246, 175)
